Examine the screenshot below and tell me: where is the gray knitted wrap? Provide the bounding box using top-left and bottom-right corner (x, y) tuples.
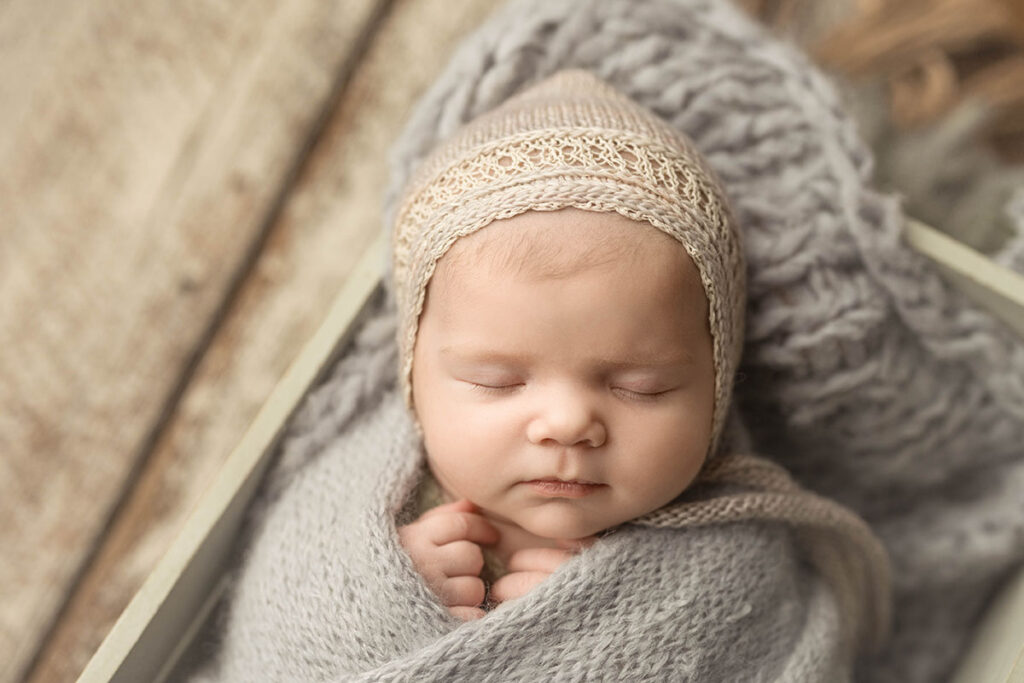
(186, 1), (1024, 681)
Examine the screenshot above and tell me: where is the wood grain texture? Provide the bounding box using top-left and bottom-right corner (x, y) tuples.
(24, 0), (504, 681)
(0, 0), (386, 681)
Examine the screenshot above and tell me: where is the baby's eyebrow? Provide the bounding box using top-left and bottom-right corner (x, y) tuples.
(439, 346), (694, 370)
(439, 347), (523, 365)
(597, 354), (696, 371)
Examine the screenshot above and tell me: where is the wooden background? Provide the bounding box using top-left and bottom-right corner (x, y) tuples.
(6, 1), (1019, 681)
(0, 1), (503, 681)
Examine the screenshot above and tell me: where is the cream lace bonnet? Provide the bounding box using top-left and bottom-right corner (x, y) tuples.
(389, 69), (746, 453)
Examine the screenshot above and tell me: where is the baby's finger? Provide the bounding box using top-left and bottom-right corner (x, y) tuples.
(440, 575), (486, 607)
(448, 605), (485, 622)
(436, 540), (486, 577)
(418, 498), (477, 520)
(490, 570), (550, 603)
(422, 510), (500, 546)
(506, 547), (574, 573)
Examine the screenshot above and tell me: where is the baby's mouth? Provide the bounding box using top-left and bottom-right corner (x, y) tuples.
(523, 478), (607, 498)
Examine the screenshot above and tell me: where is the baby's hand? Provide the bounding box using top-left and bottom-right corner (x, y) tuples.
(490, 538), (595, 605)
(398, 499), (500, 621)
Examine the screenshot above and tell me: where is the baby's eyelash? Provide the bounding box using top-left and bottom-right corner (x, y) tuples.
(468, 382), (523, 395)
(612, 387), (670, 402)
(464, 381), (671, 401)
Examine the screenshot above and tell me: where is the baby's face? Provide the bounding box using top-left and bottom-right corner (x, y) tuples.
(412, 208), (715, 540)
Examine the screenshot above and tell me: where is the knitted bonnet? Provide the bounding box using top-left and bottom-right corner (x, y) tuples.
(390, 69), (746, 452)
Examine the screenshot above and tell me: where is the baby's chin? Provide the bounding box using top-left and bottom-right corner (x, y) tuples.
(513, 508), (620, 541)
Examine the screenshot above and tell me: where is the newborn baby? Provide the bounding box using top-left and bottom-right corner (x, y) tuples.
(400, 207), (718, 619)
(190, 69), (890, 682)
(385, 68), (888, 641)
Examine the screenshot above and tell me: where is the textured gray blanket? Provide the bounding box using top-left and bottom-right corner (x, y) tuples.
(196, 382), (859, 680)
(189, 0), (1024, 681)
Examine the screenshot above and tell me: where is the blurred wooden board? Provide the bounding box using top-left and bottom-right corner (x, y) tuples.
(0, 0), (388, 680)
(20, 0), (504, 681)
(906, 219), (1024, 339)
(951, 566), (1024, 683)
(77, 234), (384, 683)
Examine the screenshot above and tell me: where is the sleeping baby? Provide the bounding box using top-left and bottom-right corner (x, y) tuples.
(389, 68), (890, 649)
(192, 70), (892, 682)
(399, 204), (722, 619)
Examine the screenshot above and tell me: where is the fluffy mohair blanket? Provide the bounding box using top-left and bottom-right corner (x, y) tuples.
(187, 0), (1024, 681)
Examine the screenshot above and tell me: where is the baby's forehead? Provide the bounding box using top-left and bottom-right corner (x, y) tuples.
(438, 208), (695, 282)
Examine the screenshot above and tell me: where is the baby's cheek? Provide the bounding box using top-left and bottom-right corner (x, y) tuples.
(425, 423), (498, 490)
(616, 424), (704, 505)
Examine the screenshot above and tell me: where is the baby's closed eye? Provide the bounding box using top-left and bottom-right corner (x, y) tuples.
(465, 380), (525, 395)
(611, 385), (676, 402)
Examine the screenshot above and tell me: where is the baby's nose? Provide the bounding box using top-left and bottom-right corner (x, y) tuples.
(526, 389), (606, 448)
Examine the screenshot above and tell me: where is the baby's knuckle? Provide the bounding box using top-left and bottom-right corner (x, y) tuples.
(438, 540), (484, 576)
(464, 543), (485, 573)
(444, 576), (485, 606)
(438, 578), (456, 603)
(449, 512), (472, 538)
(463, 578), (486, 606)
(490, 575), (513, 601)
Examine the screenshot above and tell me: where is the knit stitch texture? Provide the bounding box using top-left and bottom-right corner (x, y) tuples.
(191, 383), (857, 681)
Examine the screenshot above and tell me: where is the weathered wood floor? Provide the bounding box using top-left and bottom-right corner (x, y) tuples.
(0, 1), (503, 681)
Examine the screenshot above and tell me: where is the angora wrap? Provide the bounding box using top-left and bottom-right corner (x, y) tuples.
(193, 372), (879, 681)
